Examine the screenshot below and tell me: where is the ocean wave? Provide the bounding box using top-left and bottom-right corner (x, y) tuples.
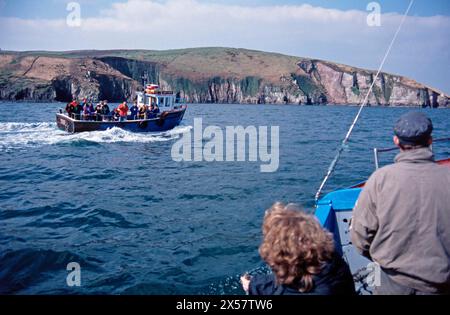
(0, 122), (192, 151)
(0, 248), (102, 294)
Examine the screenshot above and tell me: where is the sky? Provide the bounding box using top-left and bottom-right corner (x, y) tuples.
(0, 0), (449, 93)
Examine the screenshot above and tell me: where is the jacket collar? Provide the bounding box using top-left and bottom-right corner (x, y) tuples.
(395, 147), (434, 164)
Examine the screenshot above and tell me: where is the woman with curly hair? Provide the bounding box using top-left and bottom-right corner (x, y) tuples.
(241, 202), (355, 295)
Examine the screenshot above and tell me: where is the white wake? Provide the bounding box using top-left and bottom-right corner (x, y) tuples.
(0, 122), (192, 152)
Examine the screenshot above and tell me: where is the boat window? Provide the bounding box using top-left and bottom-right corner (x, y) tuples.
(137, 94), (144, 105)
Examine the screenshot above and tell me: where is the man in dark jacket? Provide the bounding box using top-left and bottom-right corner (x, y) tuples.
(130, 102), (139, 120)
(351, 111), (450, 295)
(101, 101), (110, 117)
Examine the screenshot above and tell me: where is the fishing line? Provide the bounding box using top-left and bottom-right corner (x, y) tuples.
(314, 0), (415, 204)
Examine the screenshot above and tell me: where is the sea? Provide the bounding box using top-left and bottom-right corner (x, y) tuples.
(0, 102), (449, 294)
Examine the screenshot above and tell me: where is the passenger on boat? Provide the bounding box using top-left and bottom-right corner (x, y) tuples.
(65, 101), (75, 118)
(130, 102), (139, 120)
(138, 104), (147, 120)
(81, 98), (88, 111)
(101, 101), (110, 118)
(241, 202), (355, 295)
(118, 102), (129, 122)
(146, 105), (156, 119)
(152, 104), (160, 114)
(111, 108), (120, 121)
(88, 103), (95, 115)
(82, 101), (95, 121)
(351, 111), (450, 295)
(73, 101), (82, 120)
(95, 102), (103, 121)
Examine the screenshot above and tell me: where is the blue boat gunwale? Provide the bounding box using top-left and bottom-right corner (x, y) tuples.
(315, 188), (362, 255)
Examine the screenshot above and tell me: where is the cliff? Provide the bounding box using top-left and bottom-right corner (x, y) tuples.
(0, 48), (448, 107)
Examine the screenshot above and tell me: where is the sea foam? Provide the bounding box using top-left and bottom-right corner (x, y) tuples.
(0, 122), (192, 152)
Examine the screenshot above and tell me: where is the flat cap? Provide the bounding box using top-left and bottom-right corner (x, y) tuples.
(394, 111), (433, 145)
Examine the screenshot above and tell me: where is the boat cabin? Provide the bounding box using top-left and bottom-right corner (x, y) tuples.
(136, 84), (177, 112)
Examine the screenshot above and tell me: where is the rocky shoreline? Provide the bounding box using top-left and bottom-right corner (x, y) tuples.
(1, 48), (448, 107)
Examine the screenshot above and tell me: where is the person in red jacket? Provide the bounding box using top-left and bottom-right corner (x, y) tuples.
(65, 101), (76, 118)
(118, 102), (129, 122)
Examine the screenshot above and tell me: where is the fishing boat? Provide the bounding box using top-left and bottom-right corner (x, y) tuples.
(56, 84), (187, 133)
(315, 138), (450, 294)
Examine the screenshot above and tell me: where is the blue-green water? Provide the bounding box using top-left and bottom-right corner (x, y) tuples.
(0, 103), (449, 294)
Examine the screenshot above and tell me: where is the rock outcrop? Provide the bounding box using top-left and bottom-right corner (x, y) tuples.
(0, 55), (138, 102)
(0, 48), (448, 107)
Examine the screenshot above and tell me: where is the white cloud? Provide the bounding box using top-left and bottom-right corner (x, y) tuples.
(0, 0), (449, 92)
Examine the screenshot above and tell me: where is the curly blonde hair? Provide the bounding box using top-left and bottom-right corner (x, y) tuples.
(259, 202), (335, 292)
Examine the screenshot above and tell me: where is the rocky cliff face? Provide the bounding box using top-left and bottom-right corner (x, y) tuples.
(0, 55), (138, 102)
(0, 48), (448, 107)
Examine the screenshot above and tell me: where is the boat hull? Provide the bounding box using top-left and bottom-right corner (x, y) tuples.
(56, 107), (186, 133)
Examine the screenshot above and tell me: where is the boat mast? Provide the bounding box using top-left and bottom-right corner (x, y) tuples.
(141, 71), (149, 88)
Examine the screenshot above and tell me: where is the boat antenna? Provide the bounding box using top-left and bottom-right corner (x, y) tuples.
(314, 0), (414, 205)
(141, 71), (148, 87)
